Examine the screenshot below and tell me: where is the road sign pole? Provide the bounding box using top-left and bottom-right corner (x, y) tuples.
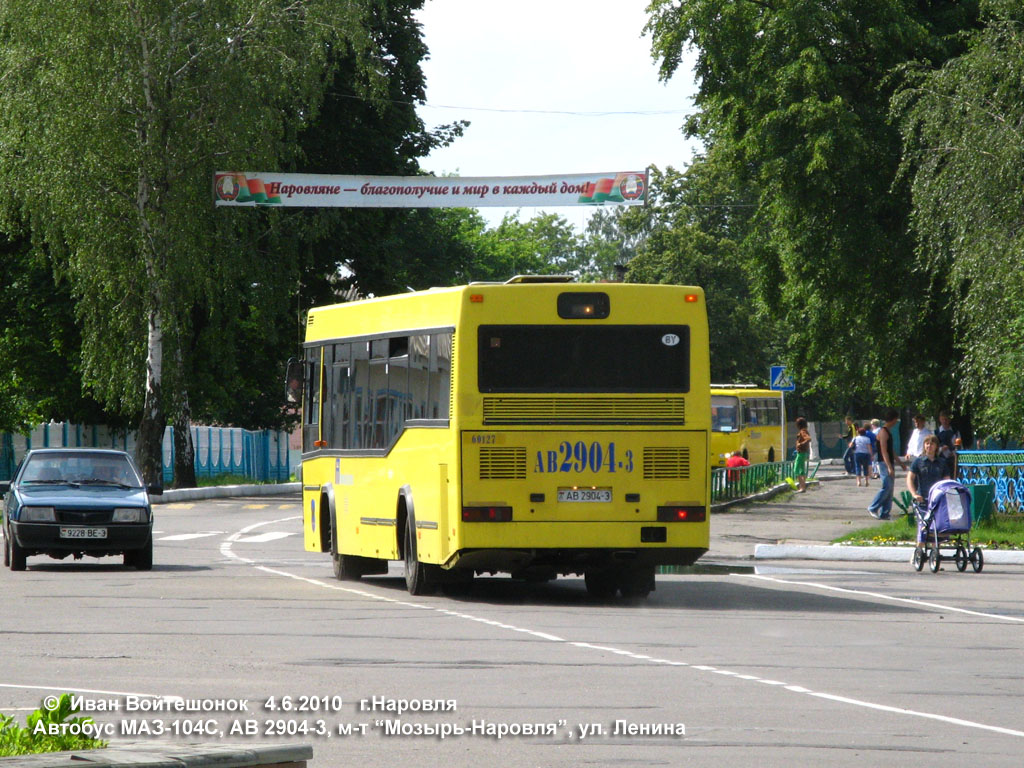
(781, 389), (786, 463)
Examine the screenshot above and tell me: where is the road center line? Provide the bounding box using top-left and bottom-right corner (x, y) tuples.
(221, 518), (1024, 739)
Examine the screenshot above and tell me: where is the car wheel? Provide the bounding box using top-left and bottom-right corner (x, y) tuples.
(128, 539), (153, 571)
(9, 534), (26, 571)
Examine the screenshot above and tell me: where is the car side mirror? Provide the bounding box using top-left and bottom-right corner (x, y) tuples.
(0, 481), (9, 496)
(147, 485), (163, 496)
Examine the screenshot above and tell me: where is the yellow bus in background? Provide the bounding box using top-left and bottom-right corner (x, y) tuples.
(710, 385), (784, 466)
(294, 277), (711, 599)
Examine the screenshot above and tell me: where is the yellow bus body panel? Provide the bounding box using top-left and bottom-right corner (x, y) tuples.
(301, 282), (710, 573)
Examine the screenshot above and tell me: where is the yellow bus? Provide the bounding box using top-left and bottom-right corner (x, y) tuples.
(709, 385), (784, 466)
(294, 277), (710, 598)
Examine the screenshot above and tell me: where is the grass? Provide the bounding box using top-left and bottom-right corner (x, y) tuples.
(834, 513), (1024, 549)
(0, 695), (106, 757)
(193, 473), (293, 487)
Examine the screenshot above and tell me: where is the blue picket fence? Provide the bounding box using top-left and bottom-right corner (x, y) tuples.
(0, 422), (292, 484)
(957, 450), (1024, 514)
(162, 426), (292, 484)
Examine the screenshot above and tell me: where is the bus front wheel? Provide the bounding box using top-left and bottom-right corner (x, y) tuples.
(404, 516), (436, 596)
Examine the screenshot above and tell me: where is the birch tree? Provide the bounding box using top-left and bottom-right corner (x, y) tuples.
(0, 0), (376, 482)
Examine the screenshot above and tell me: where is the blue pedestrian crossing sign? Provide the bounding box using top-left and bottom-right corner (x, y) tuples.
(770, 365), (796, 392)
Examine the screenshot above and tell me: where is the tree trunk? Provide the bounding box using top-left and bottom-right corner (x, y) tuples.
(136, 305), (165, 487)
(172, 388), (197, 488)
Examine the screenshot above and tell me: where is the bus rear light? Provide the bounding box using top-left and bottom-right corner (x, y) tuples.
(462, 506), (513, 522)
(470, 294), (484, 303)
(685, 293), (699, 303)
(657, 506), (706, 522)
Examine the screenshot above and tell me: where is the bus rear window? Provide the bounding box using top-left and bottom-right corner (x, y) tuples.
(478, 325), (689, 393)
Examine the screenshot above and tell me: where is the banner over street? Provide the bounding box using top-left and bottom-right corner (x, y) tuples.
(213, 171), (648, 208)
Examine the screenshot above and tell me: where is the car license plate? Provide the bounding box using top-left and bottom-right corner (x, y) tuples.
(60, 527), (107, 540)
(557, 488), (612, 503)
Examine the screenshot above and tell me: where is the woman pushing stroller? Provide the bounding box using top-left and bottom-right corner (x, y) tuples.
(907, 434), (982, 572)
(907, 434), (951, 513)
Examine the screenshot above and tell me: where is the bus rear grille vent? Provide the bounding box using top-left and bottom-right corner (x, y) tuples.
(479, 447), (527, 480)
(482, 397), (685, 425)
(642, 447), (691, 479)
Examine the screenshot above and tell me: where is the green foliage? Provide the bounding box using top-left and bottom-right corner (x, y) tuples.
(895, 2), (1024, 438)
(644, 0), (978, 412)
(626, 163), (777, 384)
(0, 234), (126, 432)
(0, 694), (106, 757)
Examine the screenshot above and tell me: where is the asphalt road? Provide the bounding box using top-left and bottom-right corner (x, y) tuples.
(2, 495), (1023, 767)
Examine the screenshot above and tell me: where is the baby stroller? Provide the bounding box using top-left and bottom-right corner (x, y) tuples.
(912, 479), (983, 573)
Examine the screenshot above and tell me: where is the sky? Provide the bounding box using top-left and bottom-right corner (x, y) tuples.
(413, 0), (701, 230)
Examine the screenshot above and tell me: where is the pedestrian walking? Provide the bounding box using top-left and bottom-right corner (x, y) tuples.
(868, 410), (906, 520)
(851, 427), (873, 487)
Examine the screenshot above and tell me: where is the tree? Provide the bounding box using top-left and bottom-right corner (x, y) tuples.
(0, 1), (378, 483)
(626, 163), (776, 384)
(291, 0), (470, 304)
(895, 0), (1024, 438)
(644, 0), (978, 409)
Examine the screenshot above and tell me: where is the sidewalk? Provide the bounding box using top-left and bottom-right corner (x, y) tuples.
(710, 462), (1024, 565)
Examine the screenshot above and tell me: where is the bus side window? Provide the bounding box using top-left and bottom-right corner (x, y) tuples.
(330, 343), (352, 449)
(409, 334), (431, 420)
(303, 347), (321, 452)
(352, 342), (371, 449)
(429, 333), (452, 420)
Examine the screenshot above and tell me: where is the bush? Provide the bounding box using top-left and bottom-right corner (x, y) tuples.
(0, 694), (107, 756)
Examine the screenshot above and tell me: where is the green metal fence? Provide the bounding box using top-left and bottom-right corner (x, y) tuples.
(711, 459), (820, 503)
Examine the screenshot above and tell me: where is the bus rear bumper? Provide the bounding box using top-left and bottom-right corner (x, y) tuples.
(445, 546), (707, 575)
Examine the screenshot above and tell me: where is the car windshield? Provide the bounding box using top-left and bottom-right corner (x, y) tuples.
(20, 453), (142, 487)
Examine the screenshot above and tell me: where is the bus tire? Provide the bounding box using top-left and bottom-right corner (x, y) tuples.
(404, 515), (436, 596)
(330, 515), (362, 581)
(619, 565), (655, 599)
(333, 551), (363, 581)
(584, 569), (618, 599)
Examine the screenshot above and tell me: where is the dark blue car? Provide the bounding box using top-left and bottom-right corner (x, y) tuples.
(0, 448), (160, 571)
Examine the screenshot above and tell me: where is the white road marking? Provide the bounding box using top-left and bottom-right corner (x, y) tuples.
(233, 532), (297, 544)
(158, 532), (225, 541)
(737, 573), (1024, 623)
(0, 682), (180, 703)
(220, 516), (1024, 740)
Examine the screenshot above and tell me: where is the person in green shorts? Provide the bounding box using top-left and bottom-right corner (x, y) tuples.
(793, 417), (812, 492)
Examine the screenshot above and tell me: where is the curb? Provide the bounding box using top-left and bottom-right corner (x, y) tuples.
(0, 742), (311, 767)
(152, 482), (300, 504)
(754, 543), (1024, 564)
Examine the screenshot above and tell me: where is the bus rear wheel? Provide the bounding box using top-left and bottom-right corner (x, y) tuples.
(618, 566), (655, 599)
(404, 516), (436, 596)
(584, 569), (618, 599)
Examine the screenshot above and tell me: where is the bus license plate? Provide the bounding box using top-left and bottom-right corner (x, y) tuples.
(557, 488), (612, 503)
(60, 527), (107, 540)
